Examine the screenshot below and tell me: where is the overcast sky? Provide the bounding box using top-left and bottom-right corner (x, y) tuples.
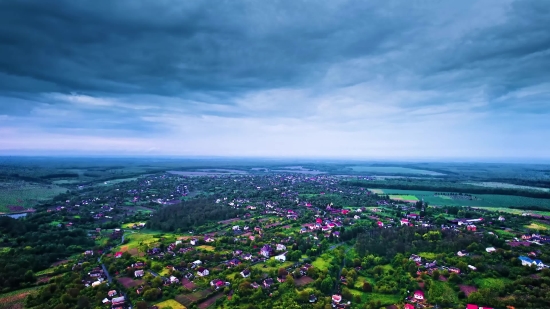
(1, 0), (549, 160)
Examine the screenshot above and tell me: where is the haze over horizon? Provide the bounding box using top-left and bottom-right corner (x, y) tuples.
(1, 1), (549, 160)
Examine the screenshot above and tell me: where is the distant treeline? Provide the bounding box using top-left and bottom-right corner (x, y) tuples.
(148, 198), (245, 232)
(487, 178), (550, 189)
(343, 180), (550, 199)
(40, 173), (79, 179)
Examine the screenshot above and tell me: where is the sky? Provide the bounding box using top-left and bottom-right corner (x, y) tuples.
(0, 0), (549, 161)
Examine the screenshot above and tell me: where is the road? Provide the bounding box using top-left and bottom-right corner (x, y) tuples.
(100, 262), (113, 284)
(333, 247), (352, 294)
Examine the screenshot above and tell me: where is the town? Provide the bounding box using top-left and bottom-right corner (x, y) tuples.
(3, 172), (549, 309)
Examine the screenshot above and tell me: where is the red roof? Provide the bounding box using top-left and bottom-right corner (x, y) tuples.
(414, 290), (424, 296)
(466, 305), (478, 309)
(404, 304), (415, 309)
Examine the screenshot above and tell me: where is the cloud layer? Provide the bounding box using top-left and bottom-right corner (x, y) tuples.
(1, 0), (549, 160)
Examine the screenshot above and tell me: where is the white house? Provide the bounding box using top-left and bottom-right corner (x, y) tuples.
(193, 260), (202, 266)
(498, 216), (506, 221)
(197, 267), (209, 277)
(190, 238), (198, 246)
(519, 256), (546, 270)
(275, 254), (286, 262)
(276, 244), (286, 251)
(232, 225), (240, 231)
(134, 270), (144, 277)
(468, 265), (477, 271)
(240, 269), (250, 278)
(485, 247), (496, 253)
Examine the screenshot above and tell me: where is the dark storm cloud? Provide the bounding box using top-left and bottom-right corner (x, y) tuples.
(1, 0), (550, 158)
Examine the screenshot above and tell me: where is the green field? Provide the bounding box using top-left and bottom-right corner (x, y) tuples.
(0, 182), (67, 213)
(312, 254), (333, 270)
(0, 286), (43, 309)
(474, 207), (550, 216)
(525, 222), (550, 230)
(370, 188), (550, 209)
(155, 299), (186, 309)
(348, 289), (401, 306)
(349, 166), (444, 175)
(388, 194), (419, 202)
(474, 277), (510, 290)
(465, 182), (550, 192)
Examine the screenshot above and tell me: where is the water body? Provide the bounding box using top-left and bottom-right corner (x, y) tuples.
(1, 213), (28, 219)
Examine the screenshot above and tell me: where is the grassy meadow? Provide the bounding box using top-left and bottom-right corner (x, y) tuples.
(371, 188), (550, 209)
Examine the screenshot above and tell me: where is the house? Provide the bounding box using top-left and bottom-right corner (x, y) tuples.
(115, 252), (123, 258)
(449, 267), (461, 274)
(251, 282), (260, 289)
(111, 296), (125, 306)
(276, 244), (286, 251)
(108, 290), (117, 297)
(332, 294), (342, 303)
(377, 221), (384, 227)
(205, 237), (215, 243)
(84, 250), (94, 256)
(229, 258), (241, 266)
(193, 260), (202, 266)
(309, 294), (317, 303)
(197, 267), (209, 277)
(404, 305), (415, 309)
(232, 225), (240, 231)
(400, 218), (409, 226)
(467, 225), (477, 232)
(519, 256), (546, 269)
(409, 254), (422, 263)
(210, 279), (224, 288)
(263, 278), (274, 288)
(275, 254), (286, 262)
(243, 253), (252, 260)
(413, 290), (424, 301)
(134, 270), (144, 277)
(457, 250), (468, 257)
(485, 247), (496, 253)
(170, 276), (179, 284)
(260, 245), (273, 258)
(240, 269), (250, 278)
(468, 265), (477, 271)
(300, 227), (308, 233)
(498, 216), (505, 221)
(408, 213), (420, 219)
(354, 215), (361, 220)
(190, 238), (198, 246)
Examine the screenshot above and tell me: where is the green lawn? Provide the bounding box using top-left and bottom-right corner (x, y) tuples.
(348, 289), (401, 306)
(474, 277), (510, 290)
(418, 252), (438, 260)
(155, 299), (186, 309)
(312, 254), (333, 271)
(349, 166), (444, 175)
(388, 194), (419, 202)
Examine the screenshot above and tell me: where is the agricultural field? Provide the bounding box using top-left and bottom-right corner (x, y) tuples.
(525, 222), (550, 231)
(348, 166), (445, 175)
(0, 182), (67, 213)
(370, 188), (550, 209)
(474, 207), (550, 216)
(0, 286), (42, 309)
(155, 299), (186, 309)
(388, 194), (419, 202)
(465, 182), (550, 192)
(197, 245), (215, 251)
